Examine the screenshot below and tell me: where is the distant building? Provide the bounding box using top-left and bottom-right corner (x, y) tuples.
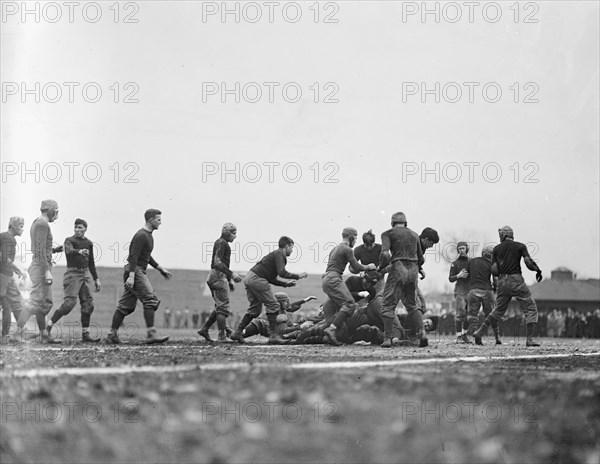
(525, 267), (600, 314)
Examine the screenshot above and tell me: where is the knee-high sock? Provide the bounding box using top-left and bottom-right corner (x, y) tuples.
(2, 300), (11, 336)
(81, 312), (91, 329)
(50, 308), (66, 325)
(111, 311), (126, 331)
(143, 308), (155, 328)
(36, 313), (46, 332)
(409, 310), (424, 338)
(237, 313), (254, 332)
(216, 314), (227, 333)
(202, 310), (217, 330)
(491, 318), (500, 337)
(383, 317), (394, 338)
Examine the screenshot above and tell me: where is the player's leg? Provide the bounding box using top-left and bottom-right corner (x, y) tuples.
(466, 290), (482, 337)
(1, 275), (12, 339)
(455, 292), (470, 343)
(474, 276), (511, 344)
(198, 277), (220, 342)
(513, 276), (540, 346)
(79, 275), (98, 342)
(213, 278), (232, 342)
(397, 262), (427, 347)
(47, 269), (79, 339)
(481, 290), (501, 344)
(323, 275), (356, 346)
(231, 272), (263, 343)
(134, 269), (167, 344)
(107, 268), (137, 344)
(261, 286), (286, 344)
(380, 262), (402, 348)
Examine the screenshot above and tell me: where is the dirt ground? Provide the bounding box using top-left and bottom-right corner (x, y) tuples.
(1, 332), (599, 464)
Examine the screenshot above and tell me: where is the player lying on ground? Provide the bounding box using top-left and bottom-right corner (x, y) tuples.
(240, 292), (316, 341)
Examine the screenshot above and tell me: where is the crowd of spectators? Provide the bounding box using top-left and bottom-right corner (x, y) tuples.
(434, 308), (600, 339)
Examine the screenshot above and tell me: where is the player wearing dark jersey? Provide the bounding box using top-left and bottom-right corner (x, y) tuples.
(231, 236), (307, 344)
(414, 227), (440, 314)
(47, 218), (102, 342)
(106, 209), (172, 345)
(473, 226), (543, 347)
(1, 217), (26, 342)
(354, 229), (384, 294)
(198, 223), (242, 343)
(466, 244), (501, 345)
(322, 227), (376, 346)
(379, 212), (427, 348)
(449, 241), (471, 343)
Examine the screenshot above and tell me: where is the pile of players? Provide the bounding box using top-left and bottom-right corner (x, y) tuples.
(0, 200), (543, 348)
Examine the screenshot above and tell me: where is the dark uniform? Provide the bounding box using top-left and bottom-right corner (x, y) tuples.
(490, 241), (538, 323)
(116, 229), (161, 316)
(474, 227), (542, 346)
(379, 223), (425, 346)
(449, 250), (470, 336)
(466, 251), (501, 343)
(233, 242), (302, 344)
(48, 234), (98, 336)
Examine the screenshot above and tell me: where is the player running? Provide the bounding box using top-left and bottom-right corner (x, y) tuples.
(106, 209), (172, 344)
(46, 219), (102, 342)
(473, 226), (543, 347)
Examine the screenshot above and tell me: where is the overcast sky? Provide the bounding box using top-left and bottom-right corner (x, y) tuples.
(2, 1), (599, 293)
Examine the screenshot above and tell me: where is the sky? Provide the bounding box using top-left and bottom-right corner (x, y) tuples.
(2, 1), (599, 293)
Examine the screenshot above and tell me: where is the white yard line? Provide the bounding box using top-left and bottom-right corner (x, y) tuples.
(2, 352), (599, 378)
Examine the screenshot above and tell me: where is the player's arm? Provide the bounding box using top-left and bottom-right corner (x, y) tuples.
(212, 241), (233, 278)
(378, 233), (391, 270)
(348, 247), (373, 274)
(491, 248), (499, 276)
(521, 243), (542, 281)
(34, 222), (51, 273)
(64, 237), (76, 256)
(288, 296), (317, 312)
(275, 251), (303, 280)
(417, 239), (425, 268)
(449, 262), (459, 282)
(88, 242), (101, 291)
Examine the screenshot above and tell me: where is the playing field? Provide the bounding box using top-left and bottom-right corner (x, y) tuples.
(1, 331), (599, 464)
